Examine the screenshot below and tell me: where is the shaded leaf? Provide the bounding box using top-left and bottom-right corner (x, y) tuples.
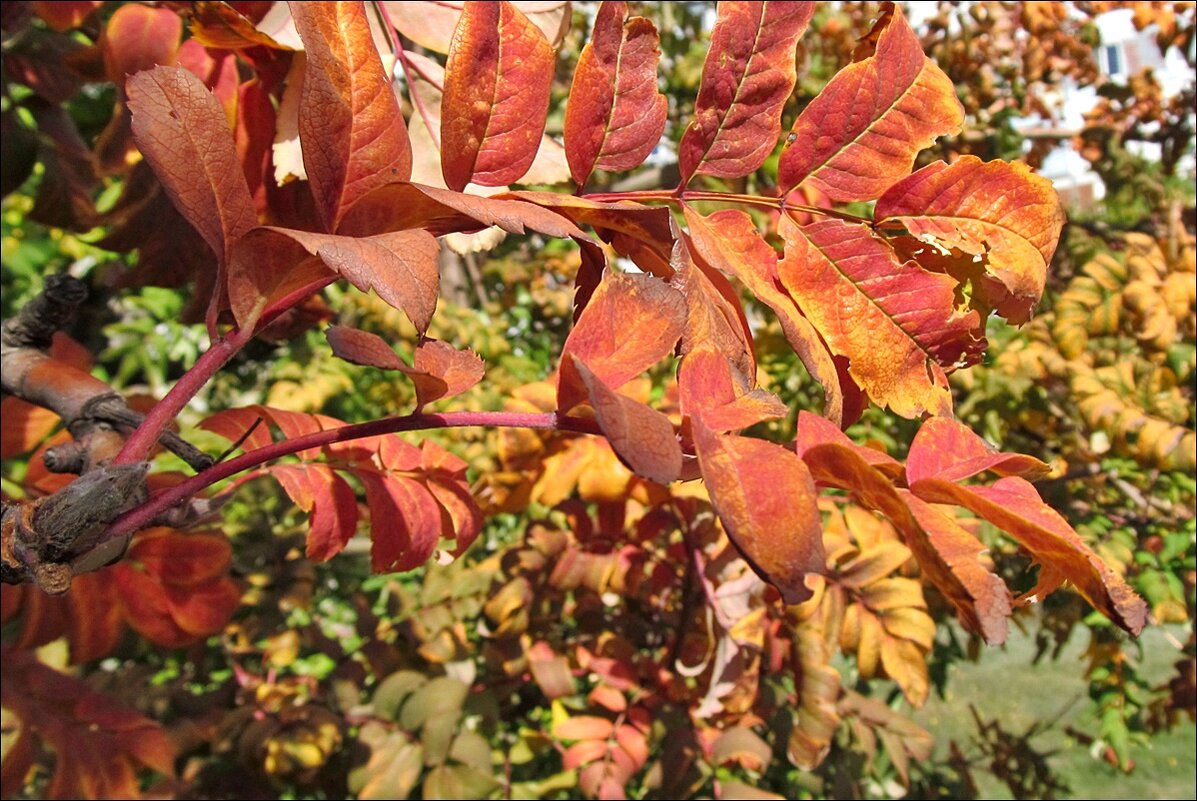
(679, 1), (814, 183)
(327, 327), (484, 408)
(384, 0), (570, 54)
(127, 66), (257, 272)
(778, 4), (963, 201)
(228, 226), (438, 331)
(568, 355), (682, 484)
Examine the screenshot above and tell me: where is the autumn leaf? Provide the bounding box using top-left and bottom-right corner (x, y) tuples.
(0, 645), (176, 800)
(440, 1), (555, 190)
(126, 66), (257, 269)
(875, 156), (1067, 323)
(677, 346), (788, 434)
(778, 4), (963, 202)
(227, 226), (439, 332)
(188, 1), (294, 50)
(906, 418), (1148, 635)
(557, 271), (686, 413)
(694, 420), (824, 604)
(291, 1), (412, 233)
(326, 326), (485, 409)
(778, 216), (985, 419)
(795, 412), (1012, 645)
(679, 1), (814, 183)
(564, 1), (667, 187)
(568, 355), (682, 485)
(683, 206), (847, 425)
(383, 0), (570, 54)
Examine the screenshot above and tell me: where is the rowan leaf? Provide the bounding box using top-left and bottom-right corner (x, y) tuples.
(0, 645), (176, 800)
(228, 226), (439, 332)
(670, 227), (756, 380)
(788, 613), (841, 770)
(778, 216), (984, 419)
(272, 463), (360, 561)
(564, 1), (667, 186)
(875, 156), (1067, 323)
(905, 415), (1050, 485)
(568, 355), (682, 484)
(327, 327), (485, 409)
(557, 271), (685, 413)
(291, 0), (412, 233)
(777, 4), (963, 202)
(795, 412), (1012, 644)
(910, 474), (1148, 636)
(127, 66), (257, 268)
(440, 1), (555, 190)
(188, 1), (294, 50)
(683, 206), (846, 425)
(678, 347), (788, 433)
(678, 1), (814, 183)
(383, 0), (570, 54)
(693, 420), (824, 604)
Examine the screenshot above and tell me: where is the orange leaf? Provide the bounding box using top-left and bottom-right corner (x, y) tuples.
(693, 420), (824, 604)
(678, 1), (814, 183)
(565, 1), (667, 186)
(272, 464), (360, 561)
(358, 470), (444, 573)
(678, 347), (787, 434)
(557, 271), (685, 413)
(188, 1), (294, 50)
(568, 355), (682, 485)
(778, 216), (984, 419)
(778, 4), (963, 202)
(910, 475), (1148, 636)
(555, 715), (615, 742)
(905, 416), (1050, 484)
(228, 226), (439, 331)
(384, 0), (570, 54)
(327, 326), (485, 409)
(875, 157), (1066, 323)
(30, 1), (103, 31)
(684, 206), (846, 425)
(291, 1), (412, 232)
(101, 4), (182, 84)
(440, 1), (555, 190)
(127, 66), (257, 268)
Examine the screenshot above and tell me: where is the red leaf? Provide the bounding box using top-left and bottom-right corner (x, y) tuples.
(228, 226), (439, 331)
(557, 271), (685, 413)
(385, 1), (570, 54)
(440, 1), (555, 190)
(875, 157), (1066, 323)
(693, 420), (823, 604)
(794, 411), (902, 480)
(291, 1), (412, 232)
(358, 471), (445, 573)
(555, 715), (615, 742)
(568, 355), (682, 485)
(0, 644), (176, 800)
(188, 1), (295, 50)
(910, 475), (1148, 635)
(778, 216), (984, 419)
(272, 464), (360, 561)
(127, 65), (257, 272)
(906, 416), (1050, 485)
(100, 4), (182, 84)
(124, 527), (232, 586)
(678, 1), (814, 183)
(778, 4), (963, 202)
(327, 327), (485, 408)
(564, 1), (667, 186)
(900, 492), (1011, 644)
(411, 338), (486, 407)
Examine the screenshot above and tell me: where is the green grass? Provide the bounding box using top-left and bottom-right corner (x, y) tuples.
(915, 622), (1196, 799)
